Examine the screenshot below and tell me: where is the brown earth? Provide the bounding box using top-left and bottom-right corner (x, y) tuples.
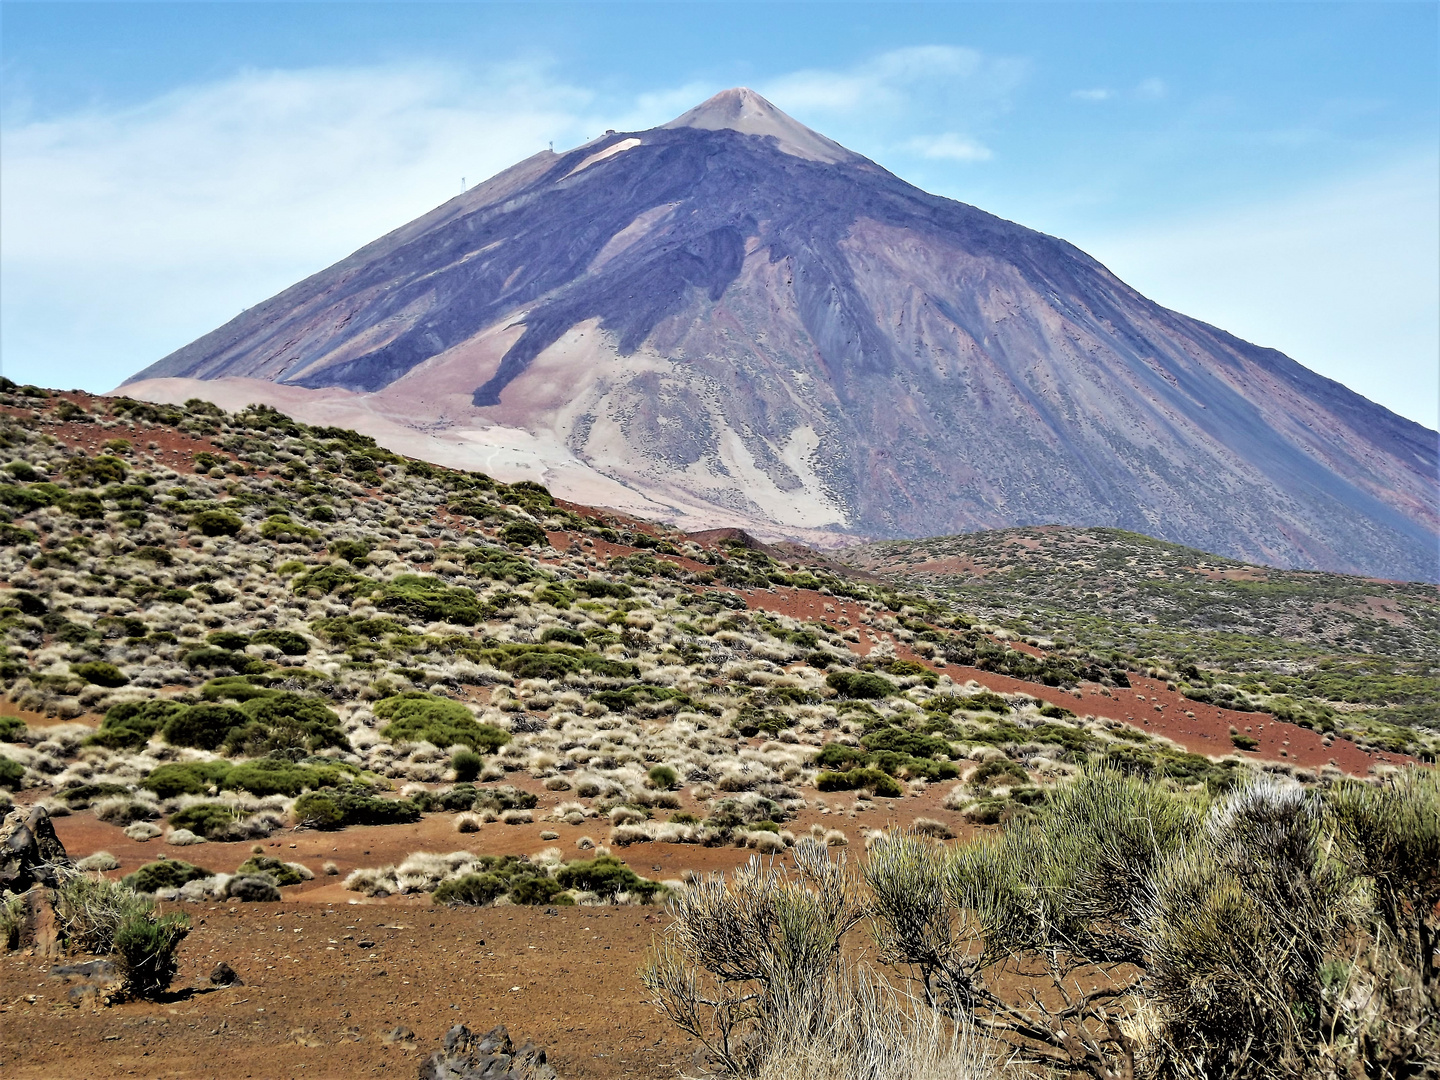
(2, 780), (988, 1080)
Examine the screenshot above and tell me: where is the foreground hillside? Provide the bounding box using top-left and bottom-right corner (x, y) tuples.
(0, 383), (1432, 1078)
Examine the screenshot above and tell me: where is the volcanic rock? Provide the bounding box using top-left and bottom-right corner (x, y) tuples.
(123, 89), (1438, 580)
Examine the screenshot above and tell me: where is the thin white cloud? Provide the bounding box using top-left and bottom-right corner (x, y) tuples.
(0, 62), (611, 389)
(1084, 151), (1440, 428)
(1072, 88), (1115, 102)
(1135, 77), (1167, 100)
(904, 133), (993, 162)
(760, 45), (1026, 125)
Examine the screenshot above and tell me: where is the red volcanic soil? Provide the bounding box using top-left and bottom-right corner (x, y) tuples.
(2, 782), (989, 1080)
(720, 584), (1411, 775)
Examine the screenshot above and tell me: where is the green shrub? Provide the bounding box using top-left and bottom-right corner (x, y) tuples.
(970, 759), (1030, 788)
(374, 692), (509, 753)
(452, 749), (483, 783)
(509, 875), (566, 905)
(87, 699), (186, 750)
(959, 691), (1012, 714)
(815, 768), (904, 797)
(259, 515), (320, 542)
(375, 575), (483, 625)
(825, 670), (896, 700)
(250, 629), (309, 655)
(292, 563), (367, 595)
(71, 661), (128, 687)
(114, 912), (190, 999)
(123, 859), (211, 894)
(861, 726), (953, 759)
(227, 758), (348, 797)
(66, 454), (128, 486)
(647, 765), (679, 790)
(190, 509), (243, 536)
(0, 714), (25, 741)
(167, 801), (242, 839)
(291, 792), (345, 830)
(328, 539), (371, 563)
(556, 855), (662, 901)
(433, 873), (508, 906)
(161, 703), (247, 751)
(0, 755), (24, 790)
(199, 677), (277, 703)
(142, 760), (233, 799)
(182, 646), (264, 674)
(539, 626), (587, 647)
(1231, 733), (1259, 751)
(574, 579), (632, 599)
(499, 520), (549, 547)
(473, 785), (537, 812)
(814, 743), (871, 770)
(421, 783), (479, 812)
(325, 789), (420, 826)
(223, 692), (344, 755)
(206, 629), (249, 650)
(234, 855), (305, 887)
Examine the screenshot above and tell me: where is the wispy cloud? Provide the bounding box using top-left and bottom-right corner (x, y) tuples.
(903, 133), (993, 162)
(1072, 79), (1167, 104)
(0, 61), (613, 388)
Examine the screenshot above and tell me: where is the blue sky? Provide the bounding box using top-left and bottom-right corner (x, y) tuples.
(2, 1), (1436, 426)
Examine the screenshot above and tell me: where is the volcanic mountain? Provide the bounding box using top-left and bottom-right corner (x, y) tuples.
(123, 88), (1439, 581)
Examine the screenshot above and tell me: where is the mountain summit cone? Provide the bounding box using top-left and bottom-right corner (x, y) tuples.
(123, 90), (1438, 580)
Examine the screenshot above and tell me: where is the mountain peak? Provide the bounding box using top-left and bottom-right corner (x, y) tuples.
(661, 87), (860, 164)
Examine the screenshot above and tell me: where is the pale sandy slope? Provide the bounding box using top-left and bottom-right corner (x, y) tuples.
(117, 375), (863, 547)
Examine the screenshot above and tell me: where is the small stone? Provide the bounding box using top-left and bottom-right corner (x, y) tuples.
(209, 961), (242, 987)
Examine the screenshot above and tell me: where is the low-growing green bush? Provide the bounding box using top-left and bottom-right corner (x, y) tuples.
(969, 759), (1030, 788)
(432, 872), (508, 906)
(123, 859), (211, 894)
(292, 788), (420, 829)
(161, 703), (247, 751)
(70, 660), (128, 687)
(250, 629), (309, 655)
(555, 854), (662, 902)
(539, 626), (587, 647)
(473, 785), (537, 813)
(374, 692), (509, 753)
(0, 755), (24, 790)
(167, 801), (242, 839)
(0, 714), (27, 741)
(87, 699), (188, 750)
(814, 768), (904, 797)
(190, 509), (242, 536)
(574, 579), (632, 599)
(222, 758), (350, 797)
(52, 872), (155, 954)
(499, 520), (549, 547)
(825, 670), (896, 700)
(234, 855), (306, 886)
(375, 574), (483, 625)
(142, 760), (233, 799)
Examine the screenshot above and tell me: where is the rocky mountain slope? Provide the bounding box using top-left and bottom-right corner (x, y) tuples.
(123, 89), (1438, 581)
